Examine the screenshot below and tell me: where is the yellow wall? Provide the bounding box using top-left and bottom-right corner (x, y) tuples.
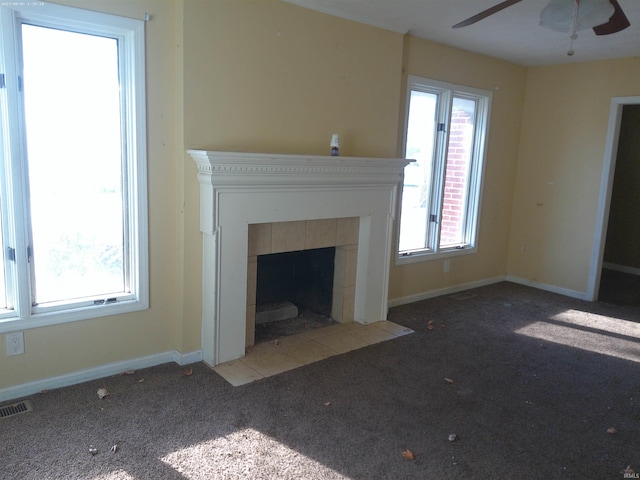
(183, 0), (403, 157)
(388, 36), (527, 302)
(507, 58), (640, 293)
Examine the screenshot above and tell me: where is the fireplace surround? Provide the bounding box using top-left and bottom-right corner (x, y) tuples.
(189, 150), (411, 367)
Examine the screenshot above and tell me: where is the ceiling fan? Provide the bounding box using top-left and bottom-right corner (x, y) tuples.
(453, 0), (630, 36)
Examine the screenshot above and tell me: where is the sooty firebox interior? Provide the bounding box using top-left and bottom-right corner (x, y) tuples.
(255, 246), (336, 343)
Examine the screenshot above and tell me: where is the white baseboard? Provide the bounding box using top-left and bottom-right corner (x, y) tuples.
(0, 349), (203, 404)
(388, 275), (590, 309)
(505, 275), (588, 300)
(388, 276), (506, 308)
(602, 262), (640, 276)
(173, 349), (203, 365)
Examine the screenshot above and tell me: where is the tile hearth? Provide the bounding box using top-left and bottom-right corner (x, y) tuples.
(212, 320), (413, 386)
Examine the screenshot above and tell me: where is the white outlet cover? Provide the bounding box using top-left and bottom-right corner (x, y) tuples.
(6, 332), (24, 356)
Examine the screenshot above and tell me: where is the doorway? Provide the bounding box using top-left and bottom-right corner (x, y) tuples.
(588, 97), (640, 303)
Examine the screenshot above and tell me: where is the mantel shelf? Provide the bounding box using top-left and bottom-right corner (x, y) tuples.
(188, 150), (412, 186)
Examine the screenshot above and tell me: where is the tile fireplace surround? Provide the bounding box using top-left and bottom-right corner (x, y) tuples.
(189, 150), (411, 367)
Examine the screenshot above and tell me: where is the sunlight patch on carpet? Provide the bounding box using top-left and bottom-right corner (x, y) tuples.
(550, 309), (640, 339)
(515, 309), (640, 364)
(160, 428), (348, 479)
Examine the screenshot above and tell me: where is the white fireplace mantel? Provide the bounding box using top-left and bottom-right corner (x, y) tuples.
(189, 150), (412, 367)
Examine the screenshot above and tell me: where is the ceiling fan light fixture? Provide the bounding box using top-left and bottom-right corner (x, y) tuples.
(539, 0), (614, 32)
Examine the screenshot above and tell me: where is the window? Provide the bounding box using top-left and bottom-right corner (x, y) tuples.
(0, 2), (148, 331)
(397, 76), (491, 263)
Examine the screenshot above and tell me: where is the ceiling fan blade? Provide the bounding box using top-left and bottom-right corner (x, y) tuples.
(593, 0), (630, 35)
(452, 0), (524, 29)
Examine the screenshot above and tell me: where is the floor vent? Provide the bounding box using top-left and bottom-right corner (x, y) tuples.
(0, 400), (33, 420)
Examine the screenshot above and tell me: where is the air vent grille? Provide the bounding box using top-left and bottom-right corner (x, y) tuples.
(0, 400), (33, 419)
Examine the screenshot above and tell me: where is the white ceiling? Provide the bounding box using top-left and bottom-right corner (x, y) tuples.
(283, 0), (640, 66)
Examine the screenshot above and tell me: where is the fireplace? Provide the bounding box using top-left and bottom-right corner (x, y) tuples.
(189, 150), (411, 367)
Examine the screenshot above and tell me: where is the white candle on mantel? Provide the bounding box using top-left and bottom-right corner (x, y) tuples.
(330, 134), (340, 156)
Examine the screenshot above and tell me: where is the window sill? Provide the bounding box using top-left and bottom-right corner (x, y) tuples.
(395, 246), (477, 266)
(0, 299), (148, 334)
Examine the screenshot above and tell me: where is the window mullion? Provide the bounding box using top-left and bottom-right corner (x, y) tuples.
(11, 81), (34, 318)
(464, 95), (489, 246)
(429, 90), (452, 253)
(461, 114), (476, 245)
(13, 16), (35, 318)
(0, 7), (32, 318)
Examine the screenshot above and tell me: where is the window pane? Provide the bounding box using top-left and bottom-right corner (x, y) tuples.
(439, 97), (476, 248)
(400, 90), (437, 252)
(21, 25), (124, 304)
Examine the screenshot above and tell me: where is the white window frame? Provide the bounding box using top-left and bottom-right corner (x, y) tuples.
(0, 2), (148, 333)
(397, 76), (491, 265)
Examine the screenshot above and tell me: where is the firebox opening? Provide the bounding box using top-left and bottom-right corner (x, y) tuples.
(255, 246), (336, 343)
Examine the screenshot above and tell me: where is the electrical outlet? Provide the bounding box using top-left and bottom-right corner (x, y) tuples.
(443, 259), (450, 273)
(6, 332), (24, 356)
